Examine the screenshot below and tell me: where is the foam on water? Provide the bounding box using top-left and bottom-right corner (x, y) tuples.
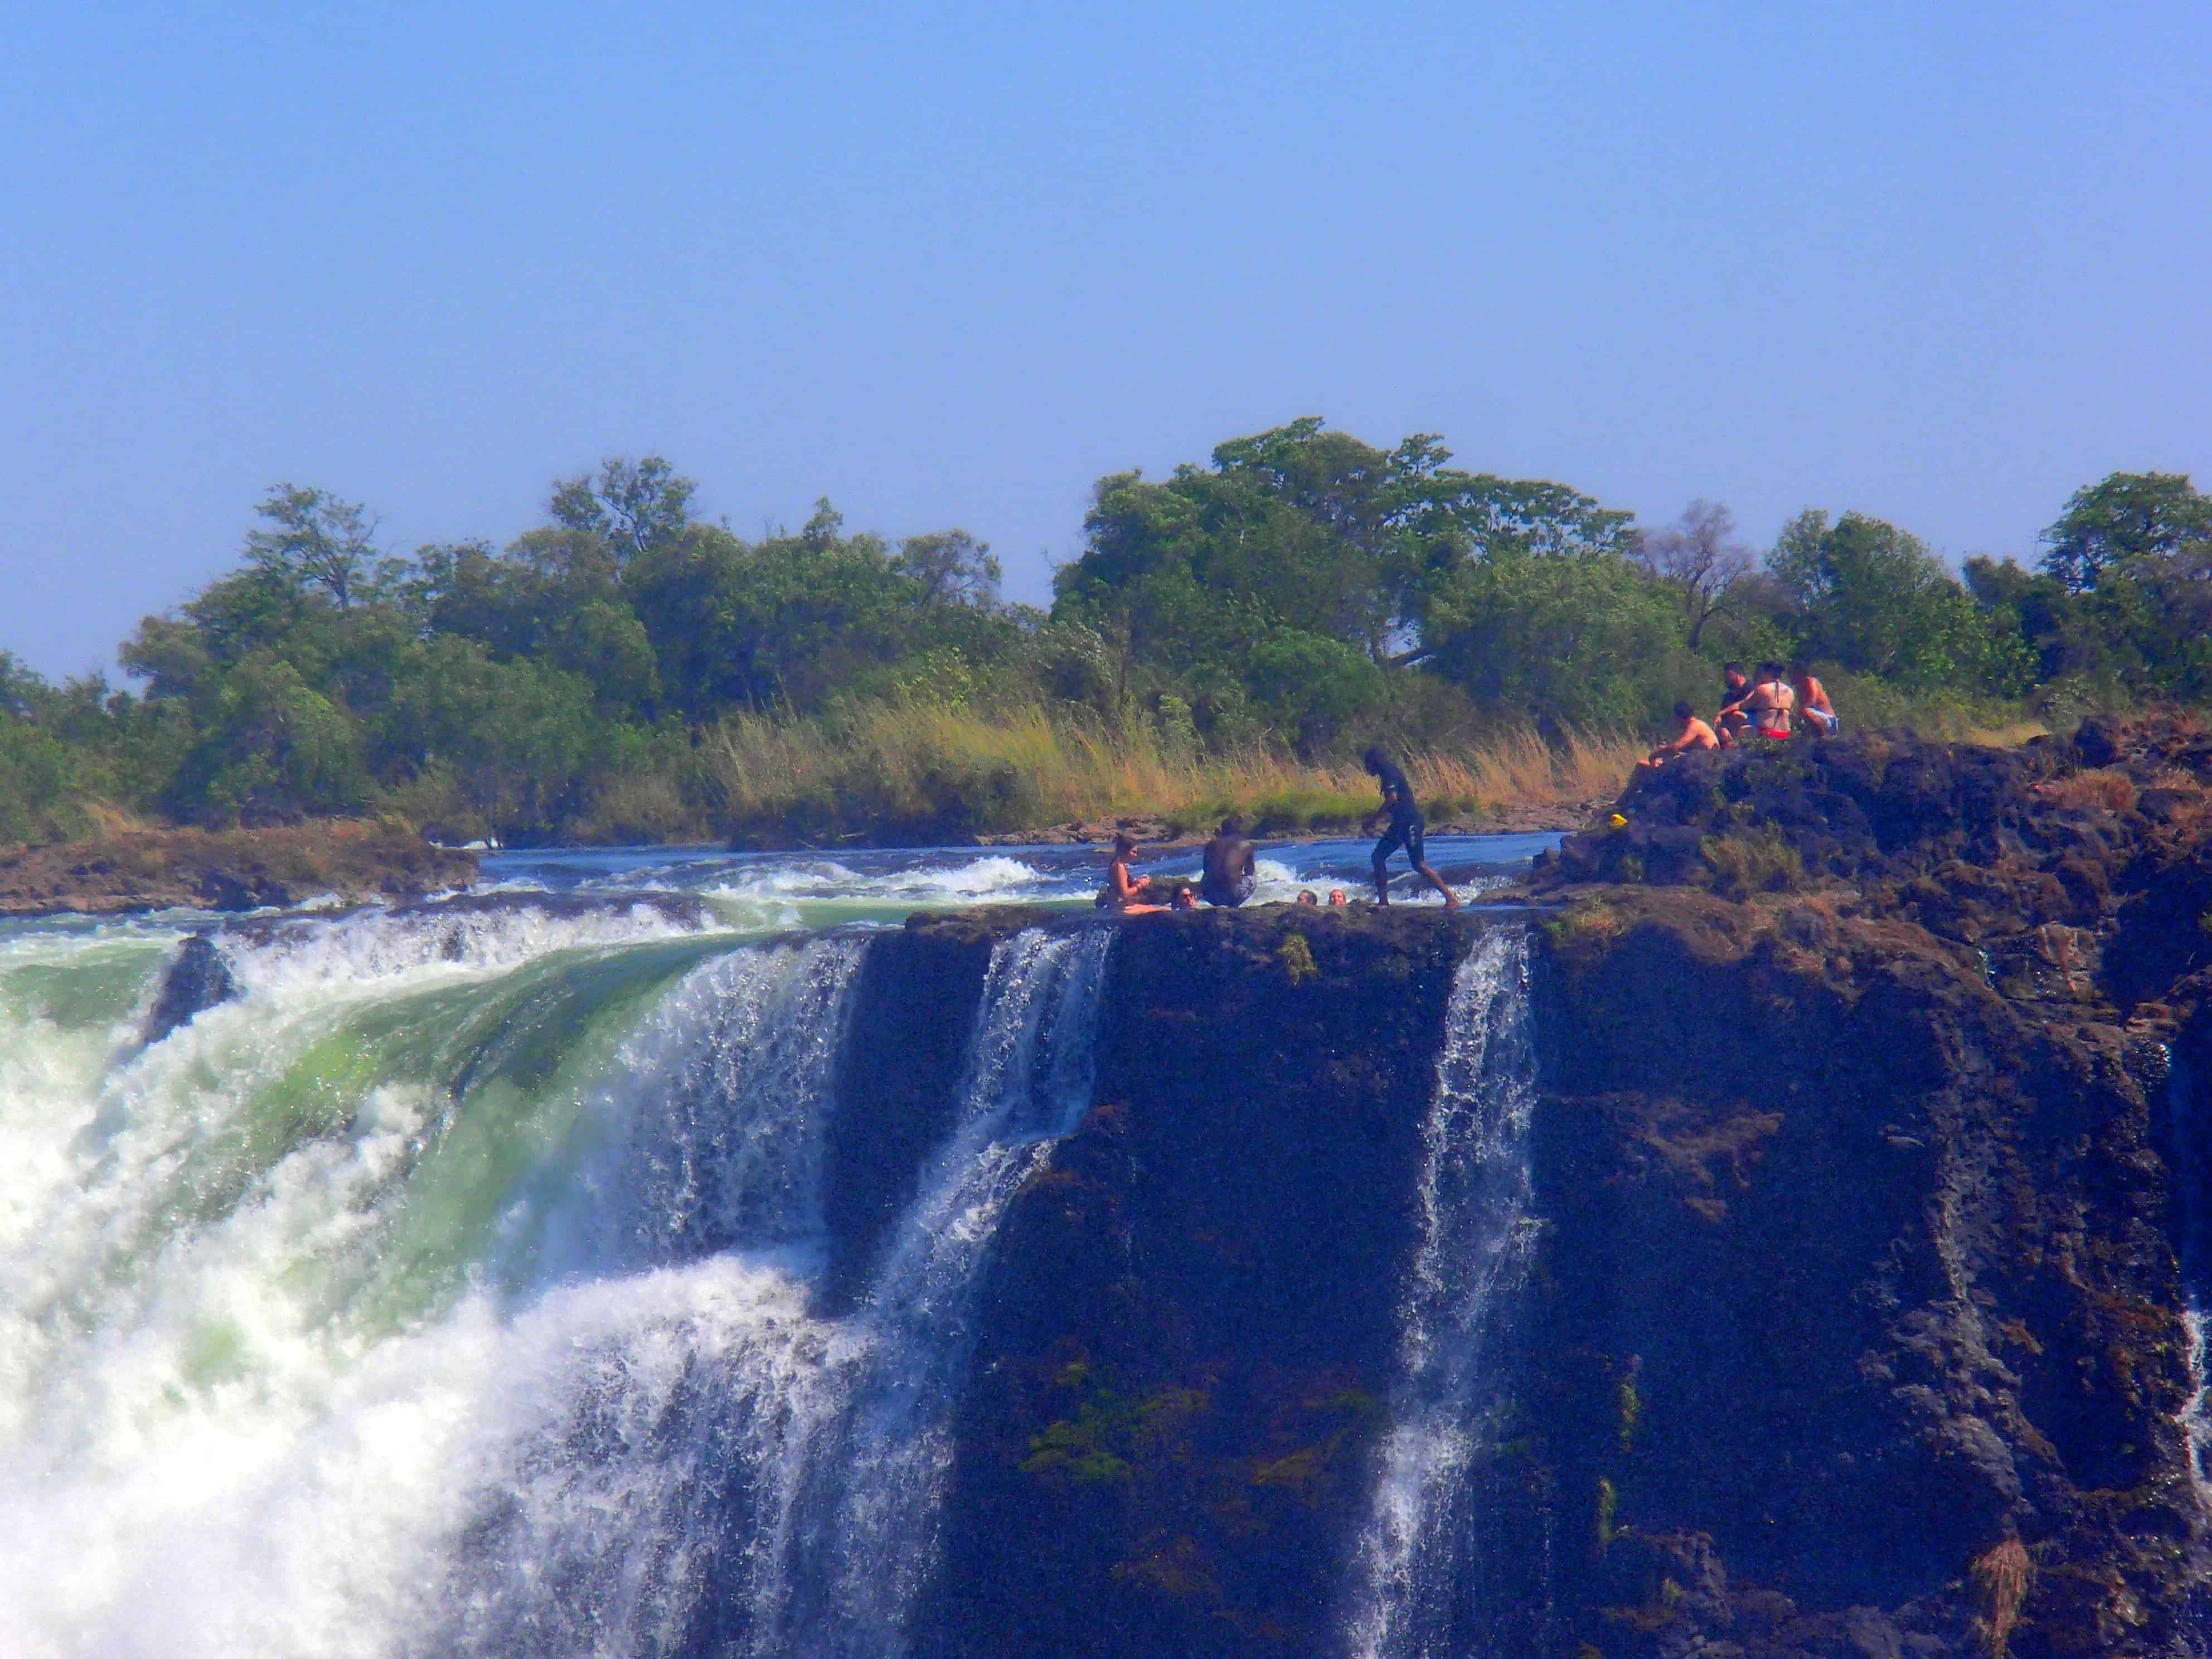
(0, 901), (1116, 1658)
(0, 919), (768, 1657)
(216, 896), (720, 1001)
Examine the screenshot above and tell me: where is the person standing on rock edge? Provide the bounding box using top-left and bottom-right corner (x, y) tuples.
(1361, 747), (1459, 911)
(1199, 817), (1258, 907)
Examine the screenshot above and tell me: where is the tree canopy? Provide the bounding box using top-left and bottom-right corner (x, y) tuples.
(2, 427), (2205, 846)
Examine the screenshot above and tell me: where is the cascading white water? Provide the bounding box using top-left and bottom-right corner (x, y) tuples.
(1342, 926), (1540, 1659)
(0, 902), (816, 1659)
(2168, 1052), (2212, 1516)
(2182, 1310), (2212, 1514)
(437, 924), (1114, 1659)
(0, 902), (1113, 1659)
(773, 925), (1116, 1657)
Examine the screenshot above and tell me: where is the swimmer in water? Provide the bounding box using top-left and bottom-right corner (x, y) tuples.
(1200, 817), (1258, 908)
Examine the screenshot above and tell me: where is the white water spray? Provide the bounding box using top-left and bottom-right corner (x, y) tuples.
(0, 911), (850, 1659)
(773, 925), (1115, 1656)
(1343, 927), (1540, 1659)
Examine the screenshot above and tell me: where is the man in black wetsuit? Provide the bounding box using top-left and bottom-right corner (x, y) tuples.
(1361, 748), (1459, 910)
(1199, 817), (1258, 907)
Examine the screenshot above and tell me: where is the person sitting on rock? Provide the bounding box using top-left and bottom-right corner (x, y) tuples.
(1715, 661), (1754, 745)
(1745, 661), (1794, 739)
(1639, 701), (1720, 770)
(1199, 816), (1258, 907)
(1361, 746), (1460, 911)
(1791, 661), (1839, 735)
(1096, 833), (1167, 913)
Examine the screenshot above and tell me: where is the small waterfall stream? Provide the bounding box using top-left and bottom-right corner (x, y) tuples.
(2170, 1051), (2212, 1515)
(776, 925), (1114, 1656)
(1343, 926), (1540, 1659)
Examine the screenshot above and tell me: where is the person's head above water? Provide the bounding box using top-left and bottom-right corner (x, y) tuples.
(1296, 890), (1318, 905)
(1328, 888), (1348, 905)
(1171, 886), (1197, 909)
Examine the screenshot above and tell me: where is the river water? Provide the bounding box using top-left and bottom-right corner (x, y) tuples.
(0, 836), (1554, 1658)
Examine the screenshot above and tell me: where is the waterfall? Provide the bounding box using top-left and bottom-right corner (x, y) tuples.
(2171, 1052), (2212, 1516)
(423, 923), (1113, 1658)
(433, 935), (869, 1657)
(773, 924), (1115, 1656)
(1342, 926), (1540, 1659)
(0, 901), (1114, 1659)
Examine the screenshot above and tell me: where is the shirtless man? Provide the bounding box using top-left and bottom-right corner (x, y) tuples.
(1638, 701), (1720, 770)
(1791, 661), (1839, 735)
(1199, 816), (1258, 907)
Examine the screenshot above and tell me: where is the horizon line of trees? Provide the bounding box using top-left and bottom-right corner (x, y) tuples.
(3, 418), (2208, 846)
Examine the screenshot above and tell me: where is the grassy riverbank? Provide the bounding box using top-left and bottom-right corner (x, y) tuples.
(701, 703), (1647, 845)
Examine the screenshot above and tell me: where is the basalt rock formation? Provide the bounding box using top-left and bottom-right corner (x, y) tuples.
(857, 717), (2211, 1658)
(1503, 716), (2212, 1657)
(0, 818), (476, 917)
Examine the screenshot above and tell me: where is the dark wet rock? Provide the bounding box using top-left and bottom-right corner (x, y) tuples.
(911, 905), (1470, 1658)
(0, 819), (474, 918)
(143, 932), (237, 1042)
(850, 720), (2212, 1656)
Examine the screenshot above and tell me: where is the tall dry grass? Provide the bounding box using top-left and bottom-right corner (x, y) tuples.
(702, 701), (1646, 843)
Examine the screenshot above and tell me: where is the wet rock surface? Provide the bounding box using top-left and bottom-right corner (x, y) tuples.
(870, 719), (2210, 1657)
(0, 819), (476, 918)
(1507, 716), (2212, 1657)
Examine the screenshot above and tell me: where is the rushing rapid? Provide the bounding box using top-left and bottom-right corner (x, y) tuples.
(0, 886), (1120, 1658)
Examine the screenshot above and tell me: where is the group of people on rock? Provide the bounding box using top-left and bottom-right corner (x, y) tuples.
(1098, 746), (1462, 916)
(1639, 661), (1840, 774)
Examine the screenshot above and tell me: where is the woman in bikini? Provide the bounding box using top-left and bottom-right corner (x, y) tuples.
(1097, 832), (1168, 914)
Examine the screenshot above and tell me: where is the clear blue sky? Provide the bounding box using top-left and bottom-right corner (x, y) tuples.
(4, 1), (2208, 680)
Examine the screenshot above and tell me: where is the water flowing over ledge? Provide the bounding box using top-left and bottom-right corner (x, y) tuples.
(7, 789), (2212, 1659)
(1343, 928), (1540, 1659)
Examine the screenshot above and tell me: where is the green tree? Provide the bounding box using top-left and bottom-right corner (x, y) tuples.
(243, 485), (389, 610)
(548, 456), (697, 565)
(2040, 472), (2212, 592)
(169, 652), (370, 824)
(388, 638), (596, 839)
(1768, 510), (2011, 692)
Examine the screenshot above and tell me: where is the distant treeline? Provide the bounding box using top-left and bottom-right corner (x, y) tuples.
(3, 420), (2208, 846)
